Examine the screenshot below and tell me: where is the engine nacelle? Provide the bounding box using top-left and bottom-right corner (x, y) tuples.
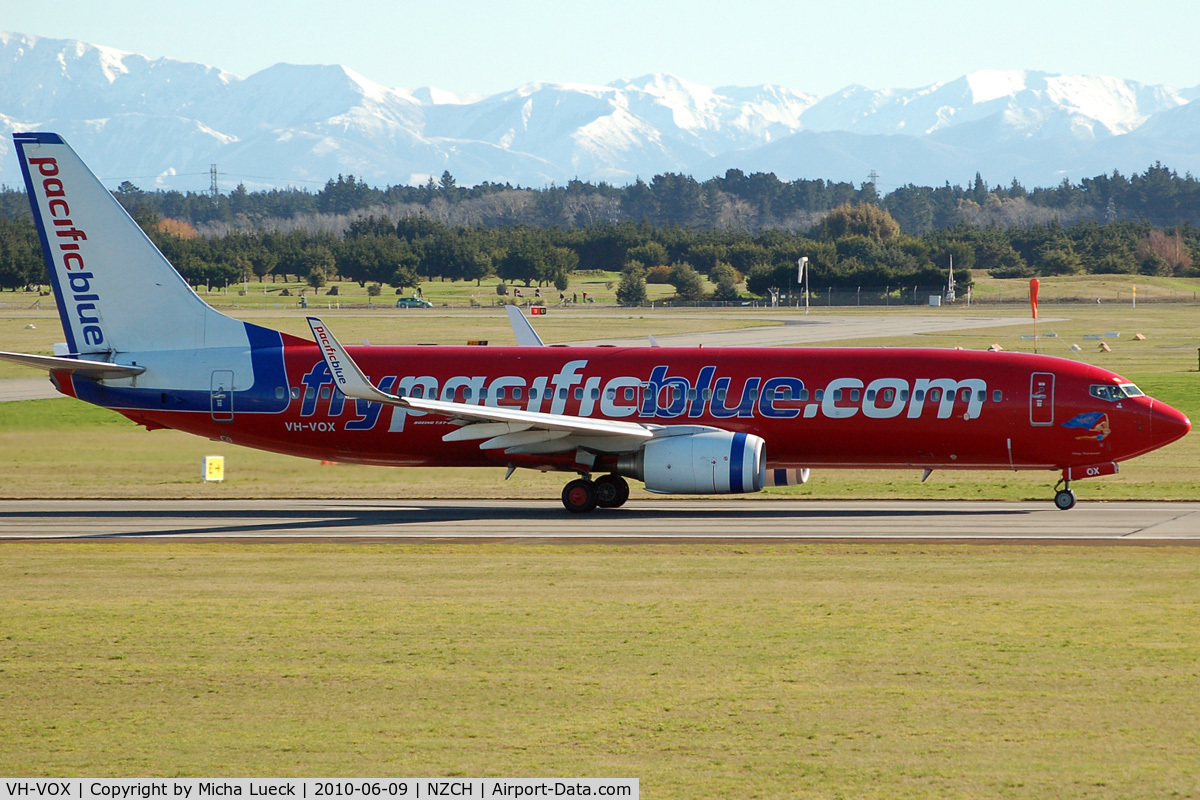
(619, 431), (766, 495)
(765, 467), (810, 486)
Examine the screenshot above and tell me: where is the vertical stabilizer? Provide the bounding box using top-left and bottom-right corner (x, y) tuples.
(13, 132), (246, 356)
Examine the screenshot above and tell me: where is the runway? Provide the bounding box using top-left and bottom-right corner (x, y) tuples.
(569, 314), (1054, 348)
(1, 499), (1197, 542)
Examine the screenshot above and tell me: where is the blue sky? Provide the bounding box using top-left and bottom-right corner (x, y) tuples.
(5, 0), (1198, 95)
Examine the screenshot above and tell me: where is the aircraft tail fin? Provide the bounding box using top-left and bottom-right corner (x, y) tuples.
(13, 132), (245, 356)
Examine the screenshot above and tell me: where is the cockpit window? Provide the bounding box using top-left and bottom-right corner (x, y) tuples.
(1090, 383), (1144, 402)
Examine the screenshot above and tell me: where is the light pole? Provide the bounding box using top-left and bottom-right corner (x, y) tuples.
(798, 257), (809, 315)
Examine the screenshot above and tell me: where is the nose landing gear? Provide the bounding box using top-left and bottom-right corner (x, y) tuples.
(1053, 478), (1077, 511)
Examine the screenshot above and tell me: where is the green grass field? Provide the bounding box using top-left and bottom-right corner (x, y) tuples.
(2, 543), (1198, 798)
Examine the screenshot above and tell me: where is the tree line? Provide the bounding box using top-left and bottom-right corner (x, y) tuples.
(4, 162), (1200, 234)
(2, 197), (1196, 300)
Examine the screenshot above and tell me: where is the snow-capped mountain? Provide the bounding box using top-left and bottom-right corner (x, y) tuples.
(0, 31), (1196, 193)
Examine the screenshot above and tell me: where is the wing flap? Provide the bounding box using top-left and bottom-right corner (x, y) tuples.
(442, 421), (534, 442)
(480, 430), (573, 450)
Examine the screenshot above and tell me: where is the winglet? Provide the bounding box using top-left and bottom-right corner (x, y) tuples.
(306, 317), (398, 404)
(505, 305), (546, 347)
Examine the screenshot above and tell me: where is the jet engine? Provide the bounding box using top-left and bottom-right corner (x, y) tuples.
(618, 430), (765, 494)
(765, 467), (810, 486)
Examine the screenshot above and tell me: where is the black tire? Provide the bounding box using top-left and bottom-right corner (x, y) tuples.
(1054, 489), (1077, 511)
(594, 474), (630, 508)
(562, 478), (598, 514)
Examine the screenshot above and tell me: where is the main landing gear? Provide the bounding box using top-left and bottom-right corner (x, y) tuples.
(562, 474), (630, 513)
(1053, 478), (1077, 511)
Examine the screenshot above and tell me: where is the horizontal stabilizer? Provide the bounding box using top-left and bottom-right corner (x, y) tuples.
(0, 350), (145, 379)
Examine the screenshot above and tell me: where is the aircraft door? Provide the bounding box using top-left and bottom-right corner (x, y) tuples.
(1029, 372), (1054, 426)
(211, 370), (235, 422)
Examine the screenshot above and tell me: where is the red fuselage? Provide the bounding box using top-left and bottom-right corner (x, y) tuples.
(84, 344), (1189, 476)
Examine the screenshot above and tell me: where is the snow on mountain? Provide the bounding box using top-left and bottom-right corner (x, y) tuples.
(802, 70), (1185, 139)
(0, 32), (235, 123)
(0, 32), (1196, 193)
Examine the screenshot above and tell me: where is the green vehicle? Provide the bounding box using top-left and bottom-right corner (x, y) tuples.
(396, 296), (433, 308)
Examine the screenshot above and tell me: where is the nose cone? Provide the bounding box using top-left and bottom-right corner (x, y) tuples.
(1153, 400), (1191, 447)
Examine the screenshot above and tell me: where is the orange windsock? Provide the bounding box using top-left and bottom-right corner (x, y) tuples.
(1029, 278), (1040, 320)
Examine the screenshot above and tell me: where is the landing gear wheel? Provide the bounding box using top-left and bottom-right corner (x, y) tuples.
(1054, 488), (1077, 511)
(593, 474), (630, 508)
(562, 478), (598, 514)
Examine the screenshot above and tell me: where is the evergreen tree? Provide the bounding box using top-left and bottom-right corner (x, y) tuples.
(668, 262), (706, 301)
(615, 265), (648, 305)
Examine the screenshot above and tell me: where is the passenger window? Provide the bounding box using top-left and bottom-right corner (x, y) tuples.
(513, 387), (523, 400)
(882, 389), (894, 402)
(929, 389), (941, 402)
(850, 389), (860, 402)
(624, 387), (635, 401)
(865, 389), (876, 401)
(833, 389), (842, 401)
(319, 386), (331, 400)
(574, 387), (582, 400)
(993, 390), (1002, 402)
(799, 389), (809, 401)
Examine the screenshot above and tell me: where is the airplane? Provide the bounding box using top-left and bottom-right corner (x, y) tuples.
(1, 132), (1191, 513)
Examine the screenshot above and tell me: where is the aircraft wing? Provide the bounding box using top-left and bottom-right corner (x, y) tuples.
(0, 350), (146, 379)
(306, 317), (655, 455)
